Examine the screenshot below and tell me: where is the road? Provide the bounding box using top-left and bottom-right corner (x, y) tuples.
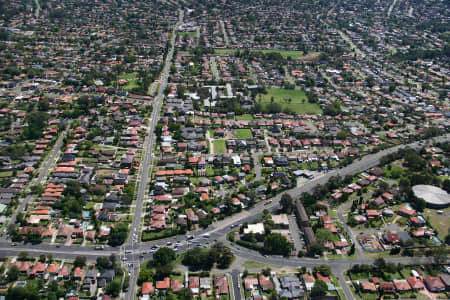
(337, 200), (364, 259)
(219, 20), (230, 47)
(33, 0), (40, 18)
(124, 9), (184, 300)
(387, 0), (398, 17)
(210, 56), (220, 81)
(252, 151), (262, 181)
(231, 269), (242, 300)
(0, 130), (446, 298)
(127, 10), (184, 245)
(132, 134), (450, 251)
(196, 26), (200, 46)
(6, 127), (68, 230)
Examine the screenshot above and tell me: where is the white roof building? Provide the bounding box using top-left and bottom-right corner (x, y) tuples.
(243, 223), (265, 235)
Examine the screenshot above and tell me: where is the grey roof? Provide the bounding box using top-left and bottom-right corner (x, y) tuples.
(412, 185), (450, 207)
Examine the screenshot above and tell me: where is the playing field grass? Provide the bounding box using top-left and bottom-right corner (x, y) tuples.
(214, 48), (305, 59)
(233, 129), (252, 139)
(213, 139), (226, 154)
(423, 207), (450, 240)
(236, 114), (254, 121)
(258, 88), (322, 114)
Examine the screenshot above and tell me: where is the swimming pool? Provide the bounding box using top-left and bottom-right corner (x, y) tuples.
(432, 236), (441, 244)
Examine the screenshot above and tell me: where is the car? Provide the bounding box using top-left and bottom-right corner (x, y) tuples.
(360, 232), (364, 235)
(10, 243), (16, 247)
(95, 246), (104, 250)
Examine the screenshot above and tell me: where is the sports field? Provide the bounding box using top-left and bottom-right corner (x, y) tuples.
(258, 88), (322, 114)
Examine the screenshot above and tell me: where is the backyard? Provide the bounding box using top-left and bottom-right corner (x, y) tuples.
(213, 140), (226, 154)
(233, 129), (253, 139)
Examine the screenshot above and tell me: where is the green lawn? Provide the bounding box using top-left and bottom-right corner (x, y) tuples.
(179, 31), (196, 37)
(257, 88), (322, 114)
(118, 73), (139, 91)
(382, 164), (404, 179)
(242, 260), (278, 269)
(423, 207), (450, 240)
(234, 129), (252, 139)
(213, 140), (226, 154)
(0, 171), (13, 178)
(236, 114), (254, 120)
(214, 49), (306, 59)
(120, 73), (138, 80)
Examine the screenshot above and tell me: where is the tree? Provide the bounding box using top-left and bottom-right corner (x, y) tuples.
(374, 257), (386, 270)
(18, 252), (28, 261)
(269, 290), (278, 300)
(314, 264), (331, 277)
(264, 233), (291, 256)
(337, 130), (347, 140)
(183, 247), (215, 271)
(432, 246), (448, 264)
(74, 256), (87, 268)
(22, 111), (49, 140)
(212, 243), (234, 269)
(306, 243), (324, 257)
(6, 286), (39, 300)
(137, 268), (154, 285)
(108, 223), (128, 246)
(7, 266), (19, 282)
(349, 244), (355, 256)
(96, 257), (113, 271)
(280, 193), (294, 213)
(152, 247), (177, 278)
(311, 280), (328, 297)
(443, 179), (450, 193)
(323, 101), (341, 116)
(105, 279), (121, 297)
(153, 248), (176, 266)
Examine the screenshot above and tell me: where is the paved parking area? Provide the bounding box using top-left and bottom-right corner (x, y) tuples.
(288, 215), (304, 252)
